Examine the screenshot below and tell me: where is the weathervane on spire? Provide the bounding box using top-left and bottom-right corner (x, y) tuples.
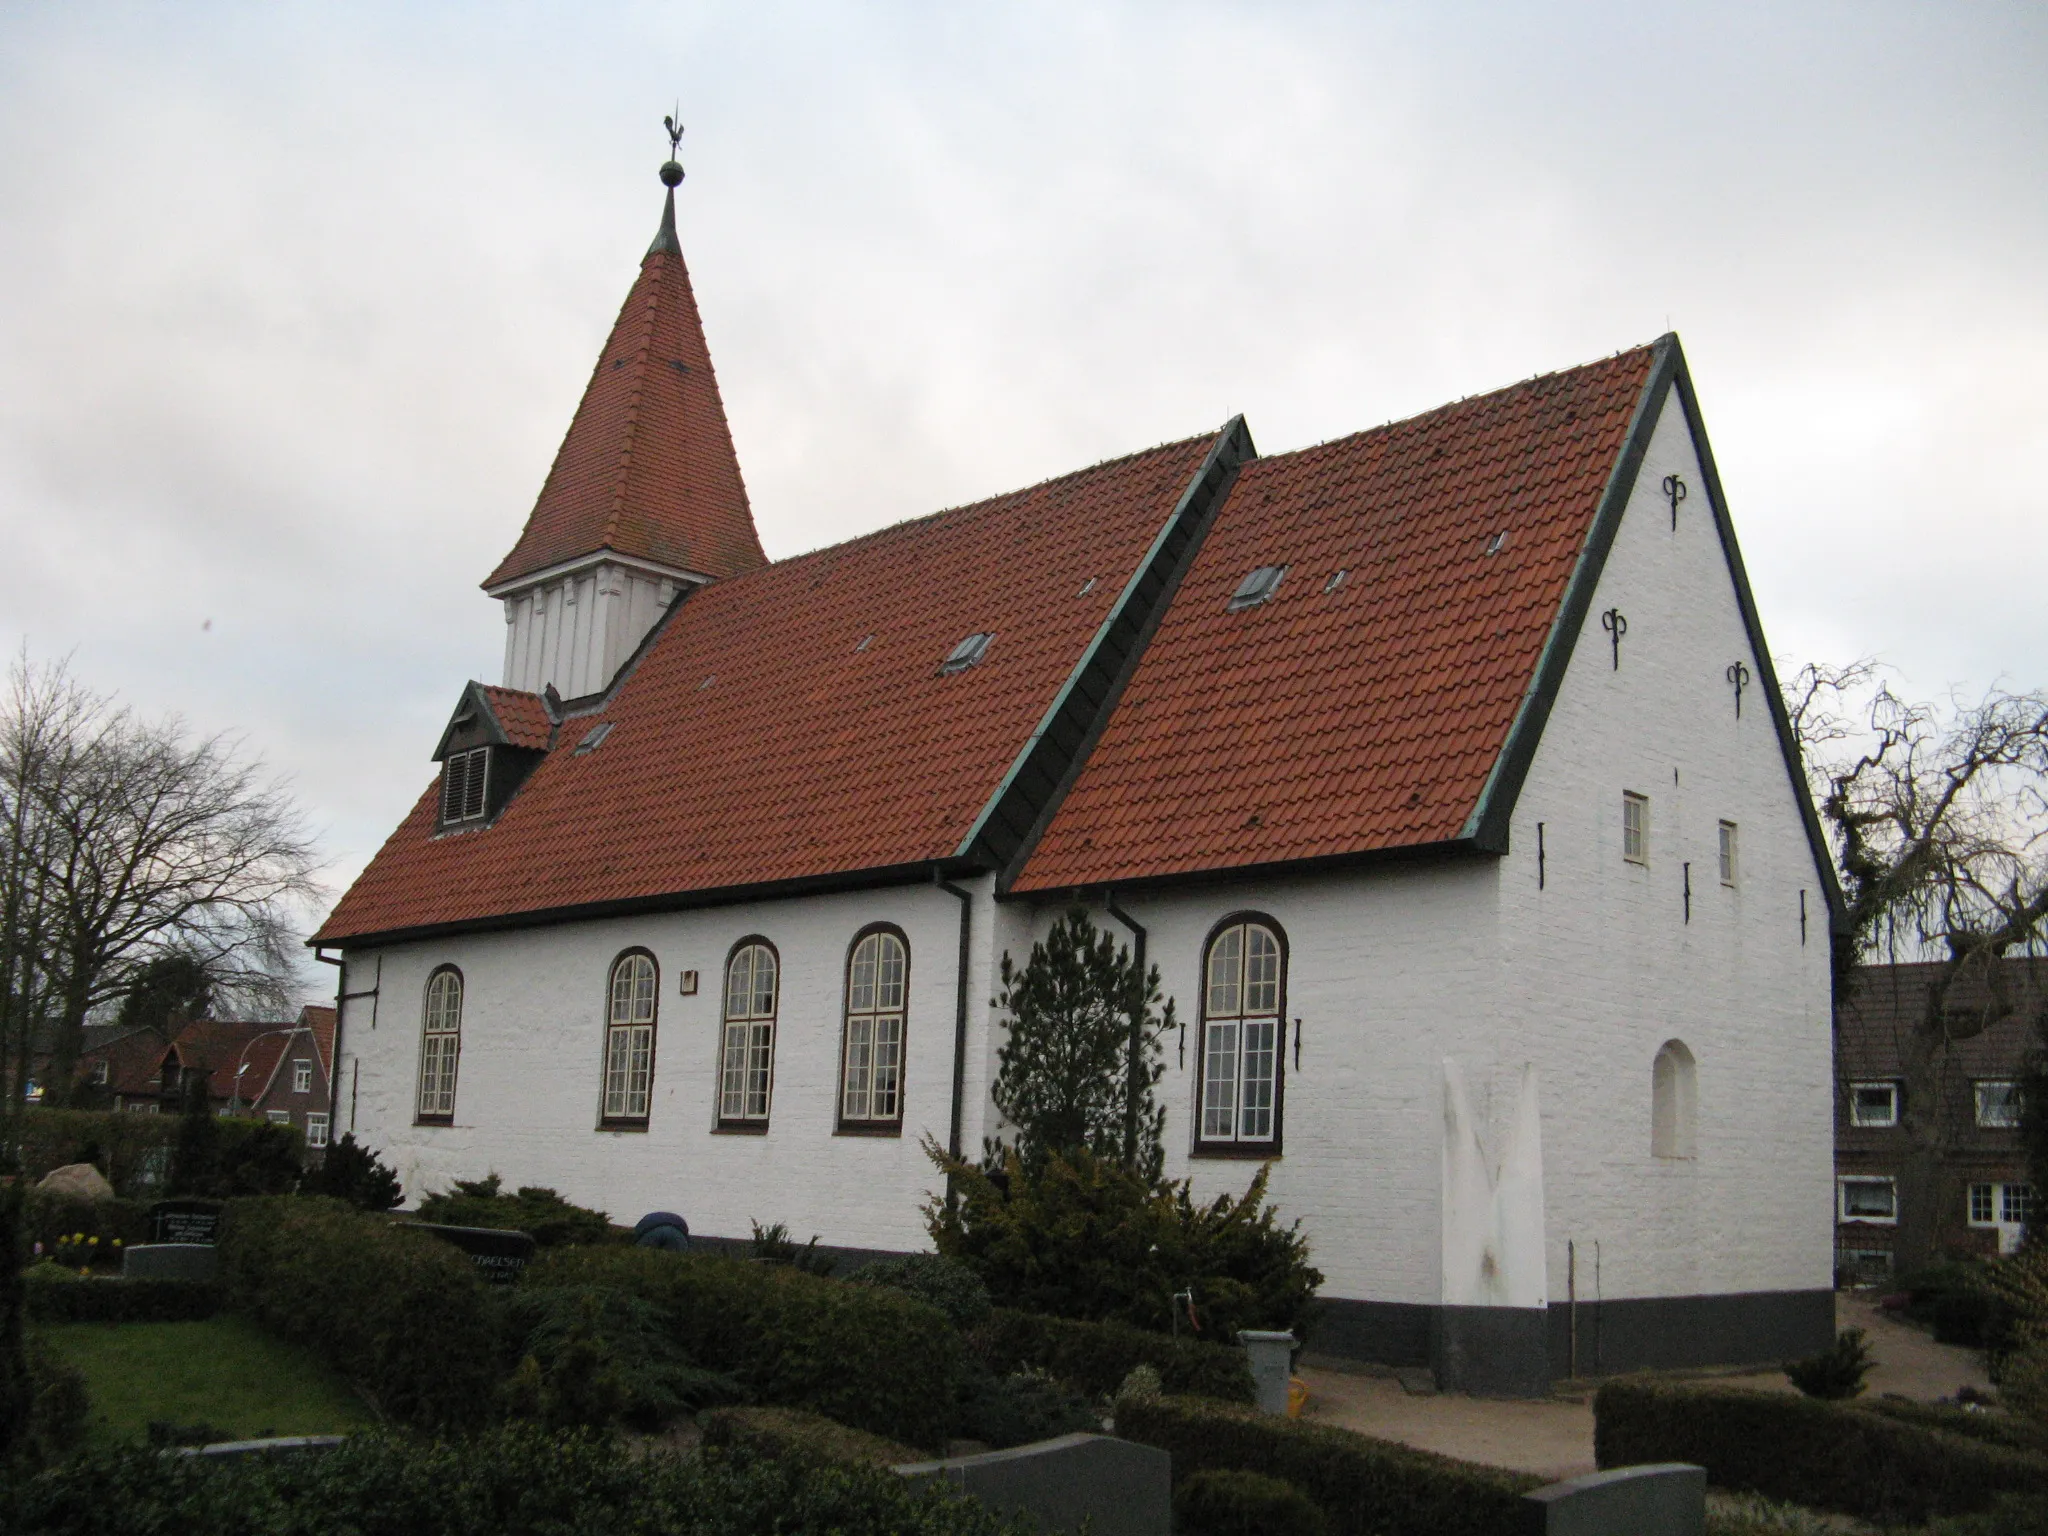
(660, 109), (685, 188)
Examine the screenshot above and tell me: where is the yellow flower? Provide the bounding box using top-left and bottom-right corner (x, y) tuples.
(88, 1236), (98, 1245)
(113, 1239), (123, 1247)
(73, 1232), (83, 1242)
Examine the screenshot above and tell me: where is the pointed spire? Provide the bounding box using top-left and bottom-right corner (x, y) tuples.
(485, 127), (766, 592)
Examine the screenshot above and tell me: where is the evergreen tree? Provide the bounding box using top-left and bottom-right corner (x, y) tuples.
(300, 1133), (404, 1211)
(114, 953), (214, 1037)
(988, 907), (1174, 1178)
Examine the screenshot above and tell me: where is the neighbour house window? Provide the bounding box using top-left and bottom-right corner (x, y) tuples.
(1977, 1080), (2023, 1129)
(840, 927), (908, 1130)
(1623, 792), (1649, 865)
(1849, 1082), (1899, 1128)
(416, 966), (463, 1122)
(293, 1060), (312, 1094)
(1718, 821), (1739, 886)
(1197, 917), (1286, 1150)
(305, 1112), (329, 1149)
(719, 941), (779, 1127)
(440, 746), (489, 825)
(1970, 1183), (1996, 1225)
(1838, 1177), (1897, 1224)
(267, 1110), (290, 1125)
(92, 1060), (109, 1086)
(1651, 1040), (1697, 1159)
(1973, 1182), (2035, 1228)
(602, 951), (658, 1125)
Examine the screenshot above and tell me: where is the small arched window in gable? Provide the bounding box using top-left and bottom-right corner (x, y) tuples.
(601, 951), (658, 1125)
(840, 928), (908, 1131)
(1652, 1039), (1697, 1159)
(417, 967), (463, 1124)
(719, 941), (779, 1128)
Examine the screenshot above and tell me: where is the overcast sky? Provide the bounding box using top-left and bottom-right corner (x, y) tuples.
(1, 2), (2043, 981)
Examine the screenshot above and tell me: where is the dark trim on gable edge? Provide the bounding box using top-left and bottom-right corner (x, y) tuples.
(1460, 333), (1843, 925)
(958, 417), (1257, 876)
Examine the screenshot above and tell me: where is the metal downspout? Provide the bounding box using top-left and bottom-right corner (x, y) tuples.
(935, 868), (975, 1203)
(1104, 891), (1147, 1168)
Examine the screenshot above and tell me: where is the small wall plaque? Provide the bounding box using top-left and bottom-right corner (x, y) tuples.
(679, 969), (699, 996)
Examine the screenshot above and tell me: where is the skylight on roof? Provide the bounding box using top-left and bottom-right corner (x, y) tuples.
(939, 632), (994, 674)
(1323, 569), (1349, 595)
(573, 722), (615, 755)
(1077, 577), (1098, 597)
(1227, 565), (1287, 611)
(1485, 531), (1508, 556)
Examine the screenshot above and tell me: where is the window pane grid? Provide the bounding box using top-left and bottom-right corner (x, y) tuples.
(721, 944), (777, 1123)
(841, 933), (907, 1124)
(417, 971), (462, 1120)
(1199, 922), (1282, 1145)
(1623, 792), (1648, 864)
(1972, 1183), (1996, 1224)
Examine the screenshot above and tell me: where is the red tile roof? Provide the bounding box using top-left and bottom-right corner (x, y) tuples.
(483, 191), (767, 590)
(477, 687), (553, 750)
(300, 1005), (337, 1075)
(1013, 344), (1661, 892)
(315, 435), (1221, 943)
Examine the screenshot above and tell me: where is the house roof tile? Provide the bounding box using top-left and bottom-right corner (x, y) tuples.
(1012, 344), (1661, 891)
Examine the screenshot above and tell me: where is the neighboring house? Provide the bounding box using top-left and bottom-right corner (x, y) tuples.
(310, 159), (1840, 1393)
(1835, 960), (2043, 1281)
(75, 1008), (334, 1149)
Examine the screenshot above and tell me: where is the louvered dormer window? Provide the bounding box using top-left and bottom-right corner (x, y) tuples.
(441, 746), (490, 825)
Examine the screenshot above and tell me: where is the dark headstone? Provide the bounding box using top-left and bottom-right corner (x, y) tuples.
(1520, 1463), (1706, 1536)
(898, 1433), (1169, 1536)
(123, 1243), (220, 1282)
(410, 1222), (535, 1285)
(150, 1200), (223, 1246)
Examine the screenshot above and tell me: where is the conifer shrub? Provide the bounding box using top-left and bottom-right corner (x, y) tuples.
(529, 1245), (959, 1448)
(297, 1133), (403, 1210)
(499, 1283), (742, 1429)
(1116, 1394), (1537, 1536)
(1595, 1377), (2048, 1524)
(11, 1425), (1032, 1536)
(849, 1253), (991, 1327)
(972, 1306), (1254, 1402)
(1784, 1327), (1875, 1399)
(414, 1174), (613, 1246)
(1176, 1468), (1330, 1536)
(218, 1196), (498, 1429)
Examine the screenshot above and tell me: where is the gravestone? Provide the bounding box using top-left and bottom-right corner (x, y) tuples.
(180, 1435), (348, 1460)
(411, 1223), (535, 1284)
(897, 1433), (1169, 1536)
(123, 1243), (219, 1282)
(1520, 1463), (1706, 1536)
(150, 1199), (224, 1245)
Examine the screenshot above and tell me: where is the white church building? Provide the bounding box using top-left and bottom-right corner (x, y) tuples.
(314, 156), (1839, 1393)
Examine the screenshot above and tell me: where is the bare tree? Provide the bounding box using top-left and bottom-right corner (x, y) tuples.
(0, 653), (323, 1121)
(1788, 659), (2048, 1271)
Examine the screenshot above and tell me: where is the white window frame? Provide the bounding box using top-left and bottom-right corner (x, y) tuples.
(440, 746), (490, 824)
(1623, 792), (1649, 865)
(1197, 918), (1285, 1150)
(840, 928), (908, 1129)
(416, 967), (462, 1122)
(1837, 1176), (1897, 1224)
(602, 951), (658, 1124)
(719, 941), (779, 1127)
(292, 1060), (312, 1094)
(1718, 820), (1738, 887)
(305, 1112), (330, 1149)
(267, 1109), (291, 1126)
(1976, 1080), (2022, 1129)
(1968, 1180), (2033, 1254)
(1849, 1081), (1899, 1128)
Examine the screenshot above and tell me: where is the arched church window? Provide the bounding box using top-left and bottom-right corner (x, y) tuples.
(601, 951), (658, 1126)
(1196, 916), (1286, 1152)
(719, 940), (779, 1128)
(416, 966), (463, 1123)
(1652, 1039), (1697, 1159)
(839, 927), (908, 1131)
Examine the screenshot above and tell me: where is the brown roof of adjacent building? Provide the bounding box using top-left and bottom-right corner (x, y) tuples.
(300, 1005), (337, 1075)
(315, 433), (1223, 944)
(483, 188), (767, 590)
(1012, 343), (1662, 891)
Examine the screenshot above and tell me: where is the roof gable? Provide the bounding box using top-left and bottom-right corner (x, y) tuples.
(1012, 344), (1664, 892)
(315, 432), (1227, 944)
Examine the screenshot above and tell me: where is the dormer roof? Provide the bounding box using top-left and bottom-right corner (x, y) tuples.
(483, 184), (767, 593)
(433, 682), (555, 761)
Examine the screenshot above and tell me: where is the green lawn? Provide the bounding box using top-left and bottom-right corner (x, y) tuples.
(34, 1316), (377, 1446)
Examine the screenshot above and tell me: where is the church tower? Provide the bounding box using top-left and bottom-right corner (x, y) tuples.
(486, 135), (766, 700)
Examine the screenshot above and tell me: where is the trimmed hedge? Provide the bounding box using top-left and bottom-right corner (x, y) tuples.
(24, 1274), (220, 1323)
(700, 1405), (924, 1468)
(1863, 1395), (2048, 1457)
(1117, 1393), (1538, 1536)
(1177, 1467), (1330, 1536)
(23, 1192), (150, 1262)
(13, 1108), (179, 1195)
(11, 1424), (1032, 1536)
(218, 1197), (499, 1429)
(1595, 1378), (2048, 1524)
(530, 1246), (960, 1449)
(974, 1307), (1254, 1402)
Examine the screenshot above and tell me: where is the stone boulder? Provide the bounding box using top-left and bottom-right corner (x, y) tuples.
(36, 1163), (115, 1202)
